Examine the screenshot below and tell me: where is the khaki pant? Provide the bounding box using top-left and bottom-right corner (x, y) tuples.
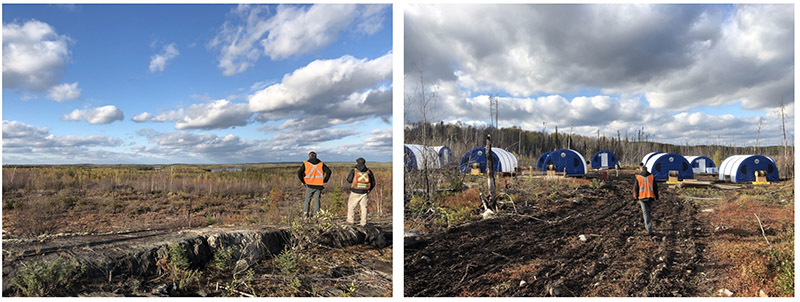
(347, 192), (368, 226)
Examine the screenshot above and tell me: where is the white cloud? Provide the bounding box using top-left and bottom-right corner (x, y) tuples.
(405, 4), (793, 113)
(149, 43), (179, 72)
(137, 129), (262, 162)
(2, 20), (70, 92)
(355, 4), (388, 35)
(131, 112), (153, 122)
(47, 82), (81, 101)
(2, 120), (49, 138)
(325, 128), (392, 160)
(270, 127), (359, 146)
(260, 4), (357, 60)
(62, 105), (124, 124)
(150, 99), (252, 130)
(248, 53), (392, 117)
(412, 90), (791, 147)
(3, 120), (123, 163)
(210, 4), (388, 75)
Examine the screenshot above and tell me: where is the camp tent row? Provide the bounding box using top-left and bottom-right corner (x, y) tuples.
(404, 144), (453, 170)
(640, 153), (779, 183)
(410, 144), (778, 183)
(536, 149), (617, 176)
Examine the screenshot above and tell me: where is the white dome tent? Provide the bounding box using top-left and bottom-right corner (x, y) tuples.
(459, 147), (518, 173)
(718, 155), (779, 183)
(642, 153), (693, 181)
(404, 144), (441, 170)
(432, 145), (454, 166)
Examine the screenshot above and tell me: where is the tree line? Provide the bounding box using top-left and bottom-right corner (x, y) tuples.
(405, 122), (794, 179)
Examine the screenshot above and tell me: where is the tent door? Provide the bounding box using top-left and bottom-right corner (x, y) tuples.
(696, 158), (705, 174)
(600, 153), (608, 167)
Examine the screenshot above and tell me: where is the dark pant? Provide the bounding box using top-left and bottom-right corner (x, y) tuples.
(638, 198), (654, 234)
(304, 186), (321, 217)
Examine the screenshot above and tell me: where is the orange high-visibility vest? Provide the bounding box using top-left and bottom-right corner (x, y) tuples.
(635, 174), (655, 199)
(303, 161), (325, 186)
(351, 169), (371, 190)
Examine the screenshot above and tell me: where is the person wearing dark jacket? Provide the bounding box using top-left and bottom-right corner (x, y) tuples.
(633, 162), (659, 234)
(345, 157), (375, 226)
(298, 151), (331, 218)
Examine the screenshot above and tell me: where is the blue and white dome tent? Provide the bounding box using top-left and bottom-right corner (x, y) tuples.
(684, 156), (716, 174)
(642, 153), (693, 181)
(404, 144), (441, 170)
(459, 147), (518, 174)
(590, 150), (619, 169)
(541, 149), (587, 176)
(536, 152), (551, 171)
(718, 155), (779, 183)
(432, 145), (453, 166)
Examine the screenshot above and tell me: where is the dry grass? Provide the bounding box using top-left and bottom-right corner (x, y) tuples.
(2, 163), (392, 238)
(700, 180), (794, 297)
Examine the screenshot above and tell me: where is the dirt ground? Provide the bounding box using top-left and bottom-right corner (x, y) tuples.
(405, 173), (712, 297)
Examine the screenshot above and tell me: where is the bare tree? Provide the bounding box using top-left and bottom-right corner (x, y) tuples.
(405, 65), (439, 199)
(754, 116), (764, 154)
(780, 97), (788, 158)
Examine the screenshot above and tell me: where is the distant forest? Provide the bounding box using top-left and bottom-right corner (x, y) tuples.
(405, 122), (794, 179)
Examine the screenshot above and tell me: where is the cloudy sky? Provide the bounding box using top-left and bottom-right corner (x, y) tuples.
(405, 4), (793, 147)
(3, 4), (392, 164)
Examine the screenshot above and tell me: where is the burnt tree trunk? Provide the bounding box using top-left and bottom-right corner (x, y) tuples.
(486, 134), (497, 211)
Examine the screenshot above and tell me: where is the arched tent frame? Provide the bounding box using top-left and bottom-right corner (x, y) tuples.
(542, 149), (587, 176)
(404, 144), (441, 170)
(684, 156), (716, 174)
(643, 153), (693, 181)
(590, 150), (619, 169)
(459, 147), (518, 173)
(718, 155), (779, 183)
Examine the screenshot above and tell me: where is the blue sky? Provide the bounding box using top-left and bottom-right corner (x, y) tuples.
(3, 4), (393, 164)
(405, 4), (793, 147)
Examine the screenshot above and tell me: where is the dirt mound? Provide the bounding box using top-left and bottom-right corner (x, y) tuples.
(405, 178), (707, 297)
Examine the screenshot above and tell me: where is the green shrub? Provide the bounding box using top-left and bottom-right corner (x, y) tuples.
(166, 243), (200, 290)
(168, 243), (191, 271)
(275, 247), (298, 275)
(213, 246), (239, 271)
(205, 212), (218, 226)
(11, 257), (85, 296)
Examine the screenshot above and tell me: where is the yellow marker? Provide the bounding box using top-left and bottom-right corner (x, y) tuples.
(752, 170), (770, 185)
(666, 170), (680, 184)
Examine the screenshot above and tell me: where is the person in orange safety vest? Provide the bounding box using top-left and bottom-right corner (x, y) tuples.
(633, 162), (659, 235)
(345, 157), (375, 226)
(297, 151), (331, 218)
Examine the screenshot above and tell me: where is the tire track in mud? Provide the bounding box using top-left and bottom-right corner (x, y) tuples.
(405, 178), (706, 297)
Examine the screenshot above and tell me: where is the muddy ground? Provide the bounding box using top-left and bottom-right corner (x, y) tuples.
(405, 174), (710, 297)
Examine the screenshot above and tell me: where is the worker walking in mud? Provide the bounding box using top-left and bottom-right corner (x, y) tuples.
(298, 151), (331, 218)
(346, 157), (375, 226)
(633, 162), (659, 235)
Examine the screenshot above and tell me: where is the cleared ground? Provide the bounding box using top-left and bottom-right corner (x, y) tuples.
(405, 170), (793, 297)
